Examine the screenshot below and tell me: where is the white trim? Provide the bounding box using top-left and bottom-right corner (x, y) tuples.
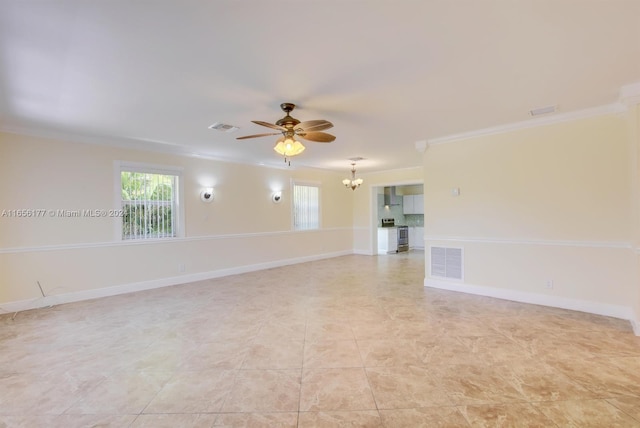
(0, 126), (296, 171)
(632, 319), (640, 336)
(3, 81), (638, 173)
(116, 161), (186, 239)
(353, 249), (375, 255)
(425, 278), (637, 332)
(291, 180), (322, 231)
(113, 162), (123, 239)
(425, 235), (632, 250)
(115, 160), (184, 175)
(0, 227), (353, 254)
(0, 249), (353, 314)
(359, 165), (424, 177)
(290, 178), (322, 187)
(427, 103), (626, 146)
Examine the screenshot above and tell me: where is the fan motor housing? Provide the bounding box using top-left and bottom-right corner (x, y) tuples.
(276, 115), (300, 128)
(276, 103), (300, 128)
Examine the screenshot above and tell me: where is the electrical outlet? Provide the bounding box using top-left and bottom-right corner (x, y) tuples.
(178, 263), (185, 273)
(545, 279), (553, 289)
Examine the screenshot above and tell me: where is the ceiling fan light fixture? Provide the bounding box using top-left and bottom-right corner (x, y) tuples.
(236, 103), (334, 164)
(273, 138), (305, 157)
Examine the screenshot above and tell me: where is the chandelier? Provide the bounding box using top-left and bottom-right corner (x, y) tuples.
(342, 160), (364, 190)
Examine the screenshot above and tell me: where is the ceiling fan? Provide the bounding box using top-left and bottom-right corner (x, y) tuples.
(237, 103), (335, 164)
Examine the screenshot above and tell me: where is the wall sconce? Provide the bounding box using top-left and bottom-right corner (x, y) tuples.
(272, 191), (282, 203)
(200, 188), (214, 203)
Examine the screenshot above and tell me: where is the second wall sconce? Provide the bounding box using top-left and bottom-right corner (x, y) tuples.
(200, 188), (214, 203)
(272, 191), (282, 203)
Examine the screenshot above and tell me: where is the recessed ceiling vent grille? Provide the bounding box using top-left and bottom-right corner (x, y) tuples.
(430, 246), (463, 280)
(208, 122), (239, 133)
(529, 105), (556, 116)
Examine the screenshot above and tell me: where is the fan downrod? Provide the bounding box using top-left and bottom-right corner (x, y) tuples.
(280, 103), (296, 114)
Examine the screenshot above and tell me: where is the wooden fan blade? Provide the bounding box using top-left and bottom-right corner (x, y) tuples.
(252, 120), (287, 131)
(295, 120), (333, 132)
(236, 132), (282, 140)
(298, 131), (336, 143)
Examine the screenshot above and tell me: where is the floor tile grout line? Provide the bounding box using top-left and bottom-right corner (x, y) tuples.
(296, 315), (308, 426)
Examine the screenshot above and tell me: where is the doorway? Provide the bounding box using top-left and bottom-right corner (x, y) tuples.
(370, 182), (425, 256)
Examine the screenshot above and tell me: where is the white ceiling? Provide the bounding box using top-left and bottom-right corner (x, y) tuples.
(1, 0), (639, 173)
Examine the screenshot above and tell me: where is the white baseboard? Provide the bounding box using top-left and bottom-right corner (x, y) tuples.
(425, 278), (639, 336)
(353, 249), (375, 256)
(1, 250), (353, 314)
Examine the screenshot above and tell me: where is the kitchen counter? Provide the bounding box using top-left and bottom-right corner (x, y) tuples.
(378, 227), (398, 254)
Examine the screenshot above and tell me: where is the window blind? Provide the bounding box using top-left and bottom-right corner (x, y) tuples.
(293, 183), (319, 230)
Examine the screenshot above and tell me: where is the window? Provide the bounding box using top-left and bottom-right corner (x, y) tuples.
(118, 163), (182, 240)
(292, 182), (320, 230)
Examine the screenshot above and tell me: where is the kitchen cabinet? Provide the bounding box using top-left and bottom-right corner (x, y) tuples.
(414, 194), (424, 214)
(402, 194), (424, 214)
(403, 195), (414, 214)
(377, 228), (398, 254)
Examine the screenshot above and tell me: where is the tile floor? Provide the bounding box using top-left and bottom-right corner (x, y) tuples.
(1, 251), (640, 427)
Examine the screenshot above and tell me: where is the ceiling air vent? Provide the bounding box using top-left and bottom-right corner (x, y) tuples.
(430, 246), (463, 280)
(208, 122), (239, 133)
(529, 105), (556, 117)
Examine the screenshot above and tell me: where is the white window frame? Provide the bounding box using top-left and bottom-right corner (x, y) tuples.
(291, 180), (321, 231)
(114, 161), (185, 240)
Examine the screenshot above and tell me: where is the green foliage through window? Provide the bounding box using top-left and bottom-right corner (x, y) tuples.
(121, 171), (177, 239)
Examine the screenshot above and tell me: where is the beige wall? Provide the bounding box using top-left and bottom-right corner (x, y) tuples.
(0, 132), (354, 307)
(630, 103), (640, 329)
(2, 107), (639, 332)
(424, 113), (639, 326)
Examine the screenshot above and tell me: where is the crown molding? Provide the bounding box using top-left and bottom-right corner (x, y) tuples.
(427, 82), (640, 146)
(0, 125), (296, 171)
(414, 140), (428, 153)
(427, 103), (626, 146)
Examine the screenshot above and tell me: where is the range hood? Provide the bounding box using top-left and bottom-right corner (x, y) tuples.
(383, 186), (401, 206)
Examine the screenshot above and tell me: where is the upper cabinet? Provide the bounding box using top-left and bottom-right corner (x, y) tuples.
(402, 195), (413, 214)
(414, 194), (424, 214)
(402, 194), (424, 214)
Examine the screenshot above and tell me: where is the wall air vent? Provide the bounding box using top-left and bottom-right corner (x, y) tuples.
(208, 122), (239, 133)
(430, 246), (463, 280)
